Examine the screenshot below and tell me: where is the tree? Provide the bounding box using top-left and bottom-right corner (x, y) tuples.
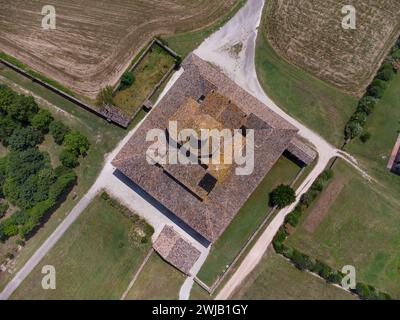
(270, 184), (296, 209)
(119, 71), (135, 90)
(377, 68), (395, 81)
(0, 84), (16, 113)
(59, 149), (79, 168)
(31, 109), (54, 133)
(7, 94), (39, 123)
(96, 86), (114, 107)
(0, 116), (20, 145)
(7, 127), (44, 151)
(64, 131), (90, 156)
(49, 121), (70, 145)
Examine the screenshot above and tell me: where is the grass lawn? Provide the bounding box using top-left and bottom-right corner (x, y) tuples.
(0, 66), (127, 291)
(255, 9), (357, 147)
(124, 252), (185, 300)
(164, 0), (247, 58)
(113, 44), (175, 115)
(11, 194), (153, 300)
(287, 160), (400, 299)
(346, 72), (400, 198)
(197, 156), (301, 286)
(231, 248), (356, 300)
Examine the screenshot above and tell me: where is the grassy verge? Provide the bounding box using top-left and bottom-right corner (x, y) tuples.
(255, 9), (357, 147)
(231, 248), (356, 300)
(124, 252), (185, 300)
(197, 156), (301, 286)
(163, 0), (247, 57)
(287, 160), (400, 299)
(11, 194), (153, 300)
(0, 65), (126, 291)
(113, 44), (175, 115)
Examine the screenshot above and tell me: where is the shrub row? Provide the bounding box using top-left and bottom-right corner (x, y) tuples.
(283, 170), (334, 228)
(344, 37), (400, 142)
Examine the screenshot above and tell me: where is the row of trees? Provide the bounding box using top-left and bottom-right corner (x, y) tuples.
(345, 38), (400, 141)
(0, 84), (88, 241)
(272, 169), (392, 300)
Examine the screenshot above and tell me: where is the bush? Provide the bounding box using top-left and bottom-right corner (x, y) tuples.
(377, 68), (395, 81)
(49, 121), (70, 145)
(350, 111), (368, 126)
(119, 71), (135, 90)
(96, 86), (114, 107)
(270, 185), (296, 209)
(285, 205), (303, 227)
(64, 131), (90, 156)
(371, 79), (388, 90)
(5, 252), (14, 260)
(59, 149), (79, 168)
(7, 127), (44, 151)
(31, 109), (54, 133)
(291, 249), (315, 271)
(345, 120), (363, 139)
(300, 190), (319, 207)
(360, 132), (371, 143)
(319, 169), (334, 181)
(7, 94), (39, 124)
(357, 96), (376, 115)
(273, 226), (288, 245)
(367, 85), (384, 99)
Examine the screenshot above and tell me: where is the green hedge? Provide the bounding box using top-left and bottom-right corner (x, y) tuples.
(344, 36), (400, 141)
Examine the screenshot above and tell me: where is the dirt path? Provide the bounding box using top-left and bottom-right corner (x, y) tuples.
(303, 175), (347, 233)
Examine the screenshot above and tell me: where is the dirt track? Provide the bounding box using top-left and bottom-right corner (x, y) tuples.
(0, 0), (236, 98)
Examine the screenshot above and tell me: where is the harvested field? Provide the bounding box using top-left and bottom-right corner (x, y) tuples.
(0, 0), (237, 99)
(303, 175), (347, 232)
(264, 0), (400, 96)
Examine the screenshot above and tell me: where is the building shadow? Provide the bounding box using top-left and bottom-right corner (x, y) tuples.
(113, 169), (211, 248)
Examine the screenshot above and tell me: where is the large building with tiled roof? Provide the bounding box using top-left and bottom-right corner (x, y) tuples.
(112, 54), (316, 244)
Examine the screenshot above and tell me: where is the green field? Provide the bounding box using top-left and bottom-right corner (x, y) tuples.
(255, 9), (357, 147)
(164, 0), (247, 58)
(197, 156), (301, 286)
(346, 72), (400, 198)
(232, 249), (356, 300)
(0, 65), (127, 291)
(113, 44), (175, 115)
(124, 252), (185, 300)
(11, 194), (153, 300)
(287, 160), (400, 299)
